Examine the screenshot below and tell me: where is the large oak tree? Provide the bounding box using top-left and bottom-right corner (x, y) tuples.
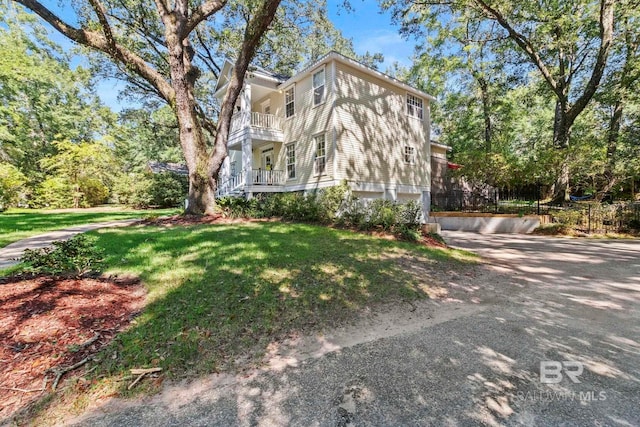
(13, 0), (282, 214)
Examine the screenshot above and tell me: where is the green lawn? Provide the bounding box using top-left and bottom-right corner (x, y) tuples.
(0, 207), (178, 248)
(90, 221), (476, 385)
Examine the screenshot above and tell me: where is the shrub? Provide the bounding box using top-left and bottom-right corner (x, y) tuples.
(32, 176), (74, 208)
(217, 182), (424, 241)
(148, 172), (188, 208)
(0, 162), (27, 209)
(20, 234), (105, 277)
(78, 177), (110, 207)
(112, 172), (187, 208)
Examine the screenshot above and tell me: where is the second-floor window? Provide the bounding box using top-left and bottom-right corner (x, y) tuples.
(286, 143), (296, 179)
(406, 94), (423, 120)
(285, 86), (295, 118)
(313, 68), (325, 106)
(404, 146), (415, 164)
(314, 134), (326, 175)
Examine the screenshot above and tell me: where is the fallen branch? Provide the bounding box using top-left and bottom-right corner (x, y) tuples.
(128, 367), (162, 390)
(1, 386), (44, 393)
(49, 357), (92, 391)
(77, 333), (100, 350)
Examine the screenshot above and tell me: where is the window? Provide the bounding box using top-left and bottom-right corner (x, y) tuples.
(230, 161), (237, 176)
(314, 134), (326, 175)
(406, 94), (423, 120)
(285, 86), (295, 118)
(312, 68), (325, 106)
(404, 146), (415, 164)
(286, 143), (296, 179)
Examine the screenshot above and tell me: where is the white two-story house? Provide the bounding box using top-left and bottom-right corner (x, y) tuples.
(214, 51), (435, 218)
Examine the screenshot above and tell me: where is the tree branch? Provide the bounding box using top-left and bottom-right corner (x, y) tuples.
(14, 0), (175, 104)
(471, 0), (560, 96)
(184, 0), (227, 37)
(567, 0), (615, 121)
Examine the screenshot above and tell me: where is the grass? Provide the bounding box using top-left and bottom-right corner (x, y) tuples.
(89, 221), (475, 382)
(0, 207), (179, 248)
(7, 221), (476, 424)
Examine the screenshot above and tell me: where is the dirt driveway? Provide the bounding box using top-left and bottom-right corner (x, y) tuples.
(68, 232), (640, 426)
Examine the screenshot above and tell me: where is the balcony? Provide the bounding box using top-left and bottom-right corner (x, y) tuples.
(228, 111), (284, 147)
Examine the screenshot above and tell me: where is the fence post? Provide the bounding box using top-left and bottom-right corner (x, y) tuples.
(587, 204), (591, 234)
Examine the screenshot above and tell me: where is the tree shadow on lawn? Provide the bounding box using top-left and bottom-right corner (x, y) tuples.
(92, 221), (471, 385)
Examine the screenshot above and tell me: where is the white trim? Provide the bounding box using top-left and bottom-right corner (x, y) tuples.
(313, 133), (327, 177)
(430, 141), (452, 151)
(284, 84), (295, 119)
(406, 92), (424, 121)
(331, 60), (337, 180)
(312, 66), (326, 107)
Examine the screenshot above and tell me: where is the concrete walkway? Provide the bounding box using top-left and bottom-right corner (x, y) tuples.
(0, 219), (140, 269)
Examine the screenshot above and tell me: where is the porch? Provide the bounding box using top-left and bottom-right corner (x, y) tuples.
(216, 169), (286, 197)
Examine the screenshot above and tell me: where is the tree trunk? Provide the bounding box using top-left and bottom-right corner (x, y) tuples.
(164, 17), (216, 215)
(477, 76), (492, 152)
(551, 157), (571, 204)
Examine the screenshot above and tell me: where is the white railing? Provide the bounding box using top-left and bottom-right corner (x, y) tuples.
(250, 112), (283, 130)
(230, 111), (282, 134)
(216, 171), (245, 197)
(251, 169), (283, 185)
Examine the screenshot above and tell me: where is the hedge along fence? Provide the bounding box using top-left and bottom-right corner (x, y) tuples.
(216, 181), (423, 241)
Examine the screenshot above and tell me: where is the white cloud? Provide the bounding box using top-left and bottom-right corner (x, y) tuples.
(352, 29), (413, 69)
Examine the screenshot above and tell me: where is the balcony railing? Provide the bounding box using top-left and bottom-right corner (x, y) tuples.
(252, 169), (283, 185)
(230, 111), (283, 134)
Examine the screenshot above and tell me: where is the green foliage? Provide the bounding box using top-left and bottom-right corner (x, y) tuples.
(112, 172), (187, 208)
(20, 234), (105, 277)
(217, 183), (422, 240)
(147, 173), (188, 208)
(0, 162), (27, 208)
(30, 139), (115, 208)
(32, 177), (74, 209)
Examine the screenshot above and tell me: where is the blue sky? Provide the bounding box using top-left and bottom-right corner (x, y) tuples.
(35, 1), (414, 112)
(327, 0), (414, 70)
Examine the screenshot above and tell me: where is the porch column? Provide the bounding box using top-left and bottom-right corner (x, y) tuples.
(242, 138), (252, 197)
(240, 84), (252, 128)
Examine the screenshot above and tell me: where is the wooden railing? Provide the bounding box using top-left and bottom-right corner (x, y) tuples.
(252, 169), (283, 185)
(230, 111), (283, 133)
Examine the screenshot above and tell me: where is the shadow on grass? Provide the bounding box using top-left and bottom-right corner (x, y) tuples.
(91, 221), (473, 383)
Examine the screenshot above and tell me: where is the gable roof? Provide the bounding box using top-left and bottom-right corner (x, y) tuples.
(280, 51), (436, 102)
(214, 52), (436, 102)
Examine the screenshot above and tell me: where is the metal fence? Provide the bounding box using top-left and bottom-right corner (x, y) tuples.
(431, 189), (640, 233)
(555, 202), (640, 234)
(431, 189), (546, 215)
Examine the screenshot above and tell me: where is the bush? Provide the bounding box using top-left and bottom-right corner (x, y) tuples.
(32, 176), (74, 208)
(0, 162), (27, 209)
(20, 234), (105, 277)
(217, 182), (423, 241)
(148, 172), (189, 208)
(112, 172), (187, 208)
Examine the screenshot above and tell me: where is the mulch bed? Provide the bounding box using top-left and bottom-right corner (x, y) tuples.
(0, 275), (145, 420)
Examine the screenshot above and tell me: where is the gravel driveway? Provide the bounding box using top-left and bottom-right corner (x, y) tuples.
(67, 232), (640, 426)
